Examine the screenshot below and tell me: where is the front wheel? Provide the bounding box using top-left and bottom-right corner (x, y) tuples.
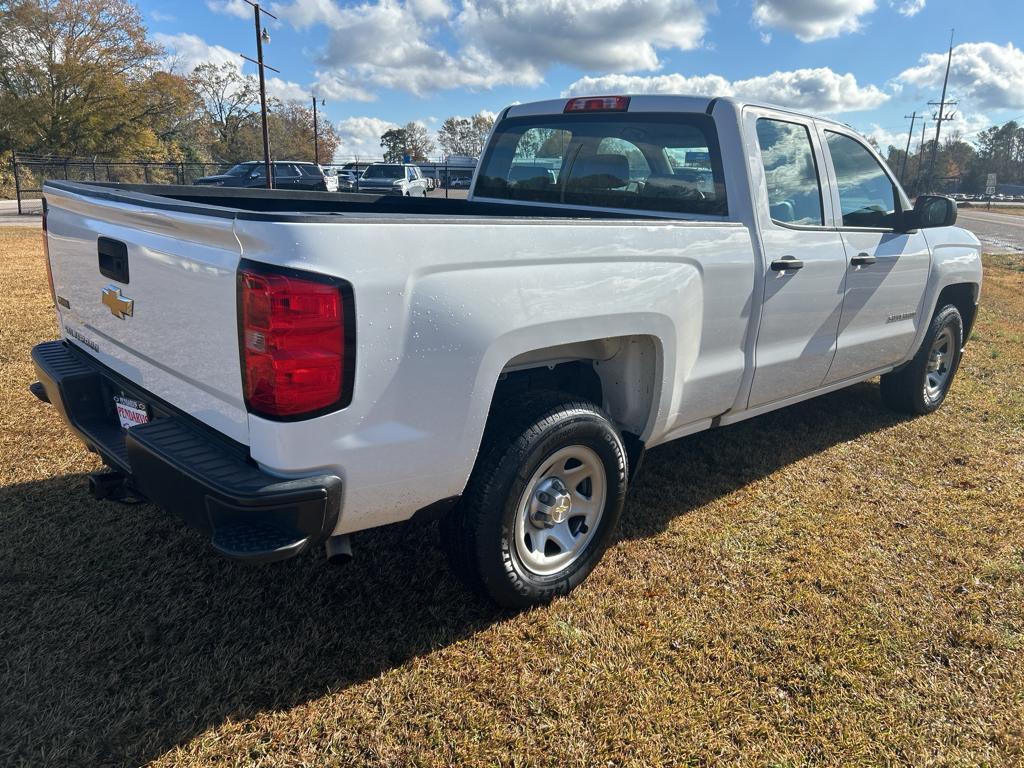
(880, 304), (964, 415)
(442, 393), (627, 609)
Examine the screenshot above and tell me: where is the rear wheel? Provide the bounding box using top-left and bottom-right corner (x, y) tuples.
(880, 304), (964, 415)
(442, 393), (627, 609)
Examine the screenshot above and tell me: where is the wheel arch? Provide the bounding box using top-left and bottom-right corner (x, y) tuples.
(487, 335), (663, 478)
(934, 282), (979, 343)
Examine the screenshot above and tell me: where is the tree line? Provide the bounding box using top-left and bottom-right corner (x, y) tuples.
(380, 114), (494, 163)
(883, 122), (1024, 195)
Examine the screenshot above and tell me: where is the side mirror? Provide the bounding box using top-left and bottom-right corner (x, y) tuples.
(249, 171), (260, 179)
(906, 195), (958, 229)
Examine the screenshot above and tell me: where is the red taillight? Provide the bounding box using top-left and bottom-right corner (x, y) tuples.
(238, 262), (353, 419)
(42, 199), (56, 305)
(564, 96), (630, 113)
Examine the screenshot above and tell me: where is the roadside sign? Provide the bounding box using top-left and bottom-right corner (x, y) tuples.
(986, 173), (997, 195)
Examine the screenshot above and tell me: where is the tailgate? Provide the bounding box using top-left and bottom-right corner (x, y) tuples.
(44, 183), (249, 444)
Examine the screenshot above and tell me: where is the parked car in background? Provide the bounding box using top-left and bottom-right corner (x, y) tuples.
(336, 170), (362, 191)
(321, 167), (339, 193)
(356, 163), (429, 196)
(193, 161), (335, 192)
(448, 175), (471, 188)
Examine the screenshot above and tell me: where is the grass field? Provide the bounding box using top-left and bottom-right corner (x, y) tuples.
(962, 203), (1024, 217)
(1, 226), (1022, 767)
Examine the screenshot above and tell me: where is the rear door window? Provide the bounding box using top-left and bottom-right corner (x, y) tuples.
(755, 118), (824, 226)
(476, 112), (727, 216)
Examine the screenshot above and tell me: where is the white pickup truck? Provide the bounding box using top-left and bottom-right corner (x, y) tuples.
(32, 95), (981, 607)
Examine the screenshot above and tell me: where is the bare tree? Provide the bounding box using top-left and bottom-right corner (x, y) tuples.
(380, 122), (435, 162)
(189, 62), (259, 162)
(437, 113), (494, 158)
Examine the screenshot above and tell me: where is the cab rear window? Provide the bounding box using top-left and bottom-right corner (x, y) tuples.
(475, 112), (727, 216)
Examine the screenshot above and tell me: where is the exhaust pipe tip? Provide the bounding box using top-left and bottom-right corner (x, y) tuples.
(325, 534), (353, 566)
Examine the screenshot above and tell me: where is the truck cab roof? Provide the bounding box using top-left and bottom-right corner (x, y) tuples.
(504, 94), (852, 131)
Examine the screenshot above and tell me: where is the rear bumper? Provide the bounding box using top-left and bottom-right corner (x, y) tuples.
(31, 340), (342, 563)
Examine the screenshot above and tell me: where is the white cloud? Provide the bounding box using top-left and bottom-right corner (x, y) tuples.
(753, 0), (876, 42)
(265, 76), (310, 102)
(564, 67), (891, 114)
(949, 111), (994, 143)
(150, 10), (176, 22)
(893, 0), (925, 16)
(865, 123), (910, 151)
(154, 32), (240, 74)
(206, 0), (252, 19)
(313, 71), (377, 102)
(332, 116), (398, 159)
(271, 0), (712, 97)
(156, 32), (310, 105)
(458, 0), (709, 72)
(408, 0), (451, 19)
(898, 42), (1024, 112)
(271, 0), (539, 95)
(268, 0), (343, 27)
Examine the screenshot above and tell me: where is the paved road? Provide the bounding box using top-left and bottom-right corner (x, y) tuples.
(0, 198), (42, 228)
(957, 209), (1024, 253)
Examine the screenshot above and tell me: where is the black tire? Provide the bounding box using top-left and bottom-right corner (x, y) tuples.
(442, 392), (627, 609)
(880, 304), (964, 415)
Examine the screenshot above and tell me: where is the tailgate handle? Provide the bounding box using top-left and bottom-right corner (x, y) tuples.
(98, 237), (129, 283)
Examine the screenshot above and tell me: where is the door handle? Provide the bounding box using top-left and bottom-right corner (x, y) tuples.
(770, 256), (804, 272)
(851, 252), (877, 267)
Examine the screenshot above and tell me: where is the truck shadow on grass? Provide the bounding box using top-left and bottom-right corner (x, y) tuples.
(0, 381), (905, 766)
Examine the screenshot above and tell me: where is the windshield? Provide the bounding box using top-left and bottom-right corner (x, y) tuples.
(224, 163), (257, 177)
(363, 165), (403, 179)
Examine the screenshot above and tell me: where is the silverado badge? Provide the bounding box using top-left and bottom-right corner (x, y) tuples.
(101, 285), (134, 320)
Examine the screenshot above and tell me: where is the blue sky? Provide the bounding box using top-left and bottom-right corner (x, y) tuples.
(140, 0), (1024, 159)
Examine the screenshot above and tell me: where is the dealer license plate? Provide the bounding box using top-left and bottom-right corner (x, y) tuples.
(114, 393), (150, 430)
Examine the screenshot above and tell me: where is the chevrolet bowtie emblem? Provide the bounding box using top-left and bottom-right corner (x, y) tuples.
(101, 285), (134, 320)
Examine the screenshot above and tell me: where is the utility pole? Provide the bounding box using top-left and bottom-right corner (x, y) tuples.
(312, 94), (323, 165)
(926, 28), (958, 191)
(900, 111), (919, 185)
(242, 0), (279, 189)
(914, 118), (930, 192)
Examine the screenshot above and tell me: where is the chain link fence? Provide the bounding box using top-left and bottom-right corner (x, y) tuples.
(7, 153), (480, 213)
(8, 153), (234, 214)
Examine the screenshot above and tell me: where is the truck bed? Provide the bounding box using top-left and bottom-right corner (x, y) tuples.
(42, 176), (751, 536)
(46, 180), (666, 220)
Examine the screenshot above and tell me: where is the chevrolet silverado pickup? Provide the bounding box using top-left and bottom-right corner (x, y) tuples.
(31, 95), (982, 608)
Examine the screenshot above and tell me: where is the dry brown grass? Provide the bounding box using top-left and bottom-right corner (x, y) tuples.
(1, 226), (1022, 767)
(963, 204), (1024, 218)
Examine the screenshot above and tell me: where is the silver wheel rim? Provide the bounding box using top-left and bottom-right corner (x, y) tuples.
(513, 445), (607, 577)
(924, 326), (955, 404)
